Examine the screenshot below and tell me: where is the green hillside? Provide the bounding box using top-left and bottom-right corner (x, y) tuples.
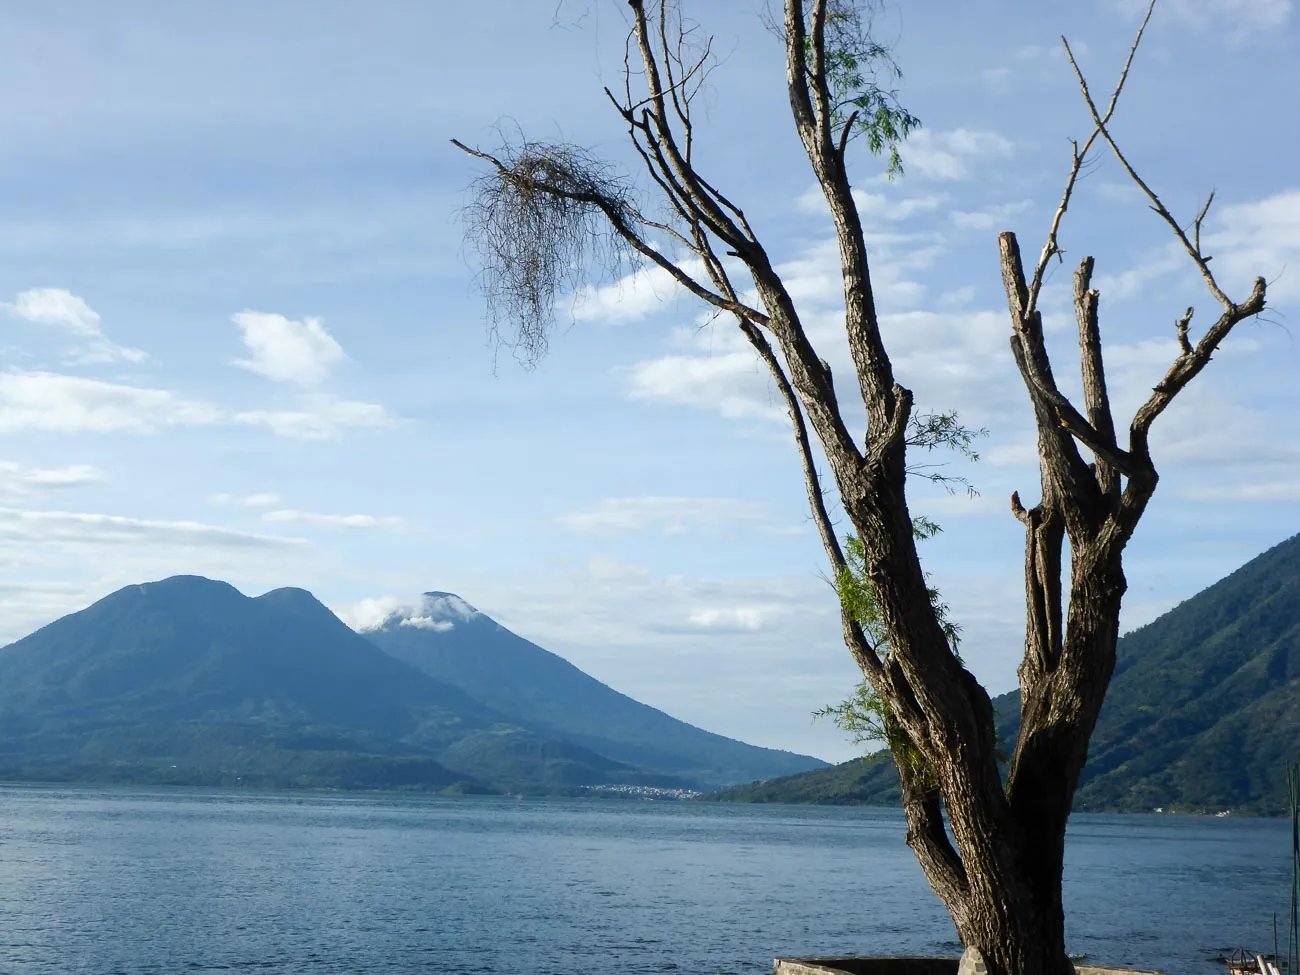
(702, 751), (900, 805)
(705, 533), (1300, 815)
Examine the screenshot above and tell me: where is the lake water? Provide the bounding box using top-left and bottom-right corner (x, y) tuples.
(0, 785), (1290, 975)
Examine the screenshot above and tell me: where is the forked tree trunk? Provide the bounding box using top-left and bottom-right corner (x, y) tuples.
(836, 405), (1132, 975)
(455, 3), (1268, 972)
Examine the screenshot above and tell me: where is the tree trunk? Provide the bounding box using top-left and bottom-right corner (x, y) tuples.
(456, 5), (1269, 973)
(959, 862), (1072, 975)
(900, 749), (1073, 975)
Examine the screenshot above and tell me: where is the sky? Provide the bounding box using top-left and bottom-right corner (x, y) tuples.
(0, 0), (1296, 763)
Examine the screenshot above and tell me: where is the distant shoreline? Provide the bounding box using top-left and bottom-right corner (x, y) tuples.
(0, 777), (1281, 818)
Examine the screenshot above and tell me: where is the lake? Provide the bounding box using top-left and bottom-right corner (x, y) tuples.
(0, 785), (1290, 974)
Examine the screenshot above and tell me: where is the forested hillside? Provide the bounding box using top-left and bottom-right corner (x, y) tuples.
(706, 533), (1300, 815)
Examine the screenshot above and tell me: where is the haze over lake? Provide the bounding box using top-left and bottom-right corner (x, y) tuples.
(0, 785), (1288, 975)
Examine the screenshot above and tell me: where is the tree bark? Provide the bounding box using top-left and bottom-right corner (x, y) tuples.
(456, 3), (1269, 972)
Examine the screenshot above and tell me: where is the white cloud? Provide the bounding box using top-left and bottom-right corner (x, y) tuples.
(558, 496), (777, 535)
(0, 507), (302, 550)
(233, 396), (395, 440)
(1095, 181), (1143, 204)
(912, 491), (1006, 518)
(1120, 0), (1292, 35)
(400, 616), (454, 632)
(231, 311), (345, 385)
(0, 371), (392, 443)
(0, 373), (394, 442)
(626, 350), (783, 421)
(1145, 392), (1300, 469)
(211, 492), (282, 508)
(855, 191), (945, 222)
(4, 288), (148, 365)
(940, 285), (979, 307)
(985, 439), (1039, 469)
(333, 593), (468, 632)
(261, 509), (405, 531)
(1102, 338), (1183, 372)
(573, 260), (707, 323)
(0, 580), (106, 645)
(951, 200), (1033, 231)
(334, 548), (1036, 763)
(8, 289), (101, 336)
(881, 307), (1022, 424)
(1092, 243), (1187, 301)
(1180, 480), (1300, 502)
(1204, 189), (1300, 302)
(687, 605), (773, 631)
(1015, 44), (1062, 61)
(898, 129), (1014, 181)
(798, 187), (944, 223)
(773, 237), (930, 311)
(625, 240), (1012, 425)
(0, 461), (102, 498)
(0, 370), (220, 434)
(585, 555), (653, 583)
(333, 595), (413, 632)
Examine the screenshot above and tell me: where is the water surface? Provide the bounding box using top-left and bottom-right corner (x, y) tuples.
(0, 786), (1289, 974)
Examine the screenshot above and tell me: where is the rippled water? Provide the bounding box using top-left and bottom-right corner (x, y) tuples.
(0, 785), (1289, 974)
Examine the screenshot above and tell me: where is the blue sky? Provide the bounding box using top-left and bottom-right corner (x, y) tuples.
(0, 0), (1296, 762)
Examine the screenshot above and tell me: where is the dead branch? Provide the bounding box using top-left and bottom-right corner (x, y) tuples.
(1024, 0), (1158, 318)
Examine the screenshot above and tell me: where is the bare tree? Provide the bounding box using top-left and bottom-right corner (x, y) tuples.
(454, 2), (1267, 973)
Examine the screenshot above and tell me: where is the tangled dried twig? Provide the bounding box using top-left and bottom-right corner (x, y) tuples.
(457, 137), (638, 367)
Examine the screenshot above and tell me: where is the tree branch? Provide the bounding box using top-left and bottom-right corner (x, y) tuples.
(1129, 275), (1268, 451)
(1062, 5), (1234, 310)
(1024, 0), (1156, 319)
(1000, 233), (1132, 489)
(626, 1), (754, 256)
(1073, 257), (1120, 502)
(783, 0), (899, 448)
(740, 318), (887, 682)
(451, 138), (768, 329)
(899, 759), (970, 914)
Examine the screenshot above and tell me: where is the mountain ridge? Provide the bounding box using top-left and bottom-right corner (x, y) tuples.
(361, 592), (826, 786)
(703, 532), (1300, 815)
(0, 575), (824, 793)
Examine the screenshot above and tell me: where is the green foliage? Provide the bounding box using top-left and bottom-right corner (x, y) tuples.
(832, 527), (962, 660)
(813, 0), (921, 176)
(905, 409), (985, 461)
(906, 410), (988, 495)
(814, 679), (893, 750)
(814, 408), (984, 768)
(816, 518), (963, 782)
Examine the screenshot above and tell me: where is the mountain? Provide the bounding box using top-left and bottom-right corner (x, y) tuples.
(0, 576), (688, 792)
(703, 750), (901, 806)
(361, 592), (826, 787)
(0, 576), (823, 793)
(703, 533), (1300, 815)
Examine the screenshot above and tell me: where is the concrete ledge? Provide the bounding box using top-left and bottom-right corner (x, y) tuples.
(775, 958), (1162, 975)
(776, 958), (957, 975)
